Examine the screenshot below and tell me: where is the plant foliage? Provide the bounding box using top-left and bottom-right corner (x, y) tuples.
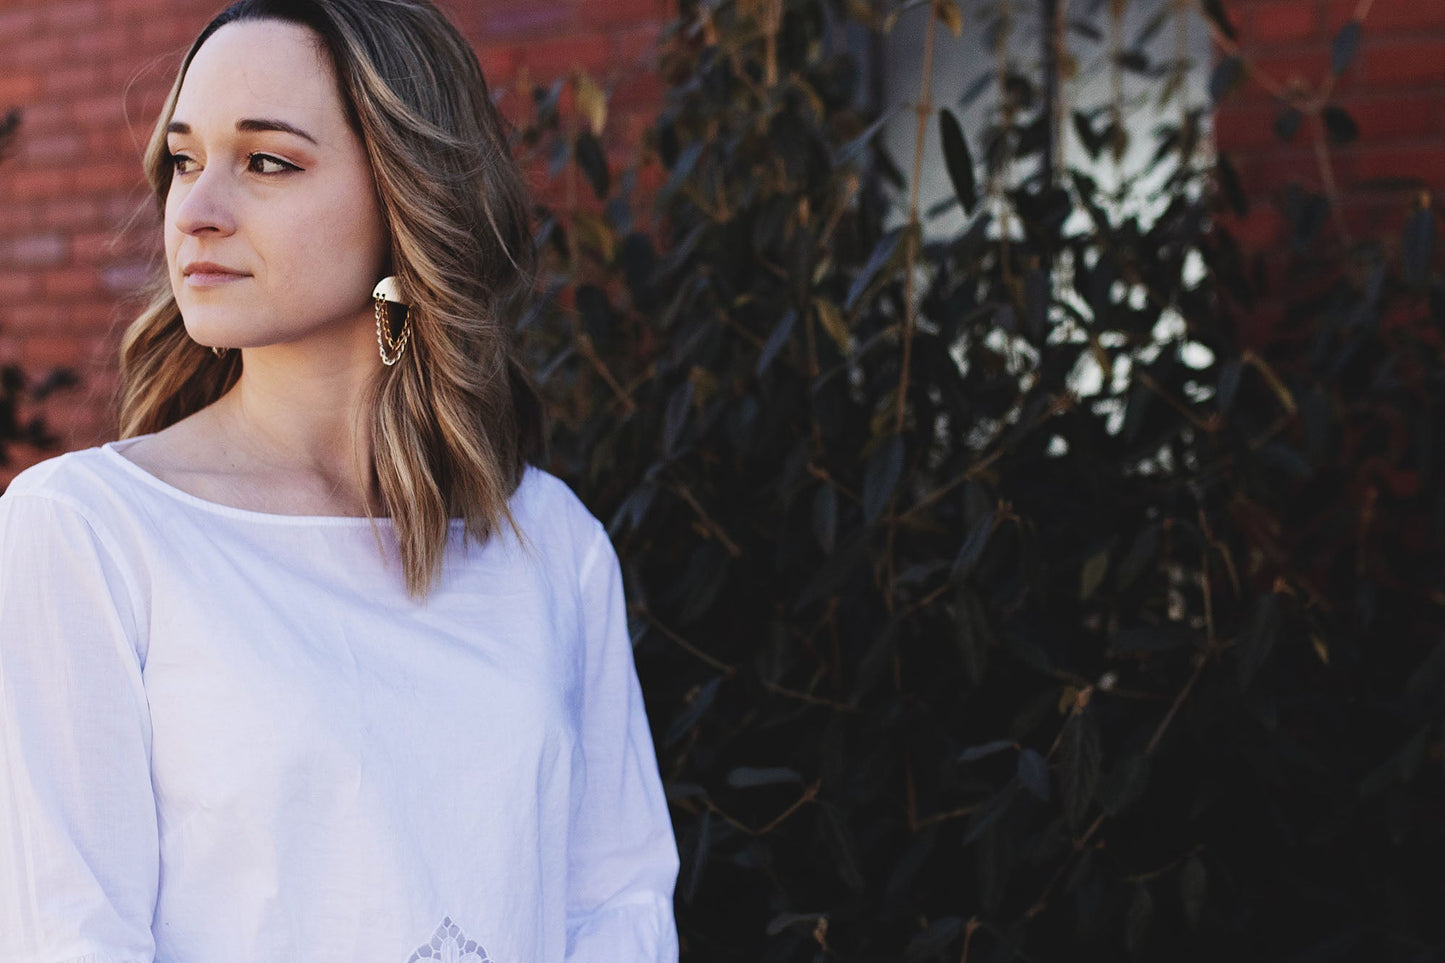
(0, 109), (72, 471)
(516, 0), (1444, 958)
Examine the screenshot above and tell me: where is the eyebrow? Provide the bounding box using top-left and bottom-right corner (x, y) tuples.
(166, 118), (318, 144)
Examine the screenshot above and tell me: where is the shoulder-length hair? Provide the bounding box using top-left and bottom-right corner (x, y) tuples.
(119, 0), (546, 599)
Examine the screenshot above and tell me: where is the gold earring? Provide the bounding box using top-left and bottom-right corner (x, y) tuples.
(373, 275), (412, 366)
(212, 346), (229, 357)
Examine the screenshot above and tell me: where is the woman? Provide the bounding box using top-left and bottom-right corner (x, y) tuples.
(0, 1), (680, 960)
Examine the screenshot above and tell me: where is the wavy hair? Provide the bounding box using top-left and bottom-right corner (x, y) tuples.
(118, 0), (546, 599)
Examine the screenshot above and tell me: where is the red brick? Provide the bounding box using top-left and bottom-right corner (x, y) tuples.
(1337, 91), (1443, 142)
(580, 0), (664, 31)
(1326, 0), (1445, 31)
(1361, 39), (1445, 86)
(74, 163), (146, 194)
(2, 304), (67, 335)
(105, 0), (190, 17)
(16, 131), (85, 164)
(42, 0), (104, 31)
(0, 272), (39, 300)
(1249, 2), (1319, 44)
(71, 26), (132, 57)
(612, 22), (662, 67)
(0, 203), (41, 233)
(1214, 103), (1282, 152)
(68, 94), (125, 127)
(44, 64), (104, 97)
(0, 9), (40, 43)
(5, 168), (72, 197)
(43, 197), (102, 230)
(482, 2), (572, 41)
(73, 230), (121, 264)
(21, 334), (93, 368)
(11, 34), (65, 69)
(42, 268), (99, 298)
(67, 299), (120, 329)
(1346, 144), (1445, 186)
(3, 232), (68, 267)
(0, 74), (41, 102)
(517, 33), (613, 79)
(17, 102), (67, 133)
(477, 44), (520, 81)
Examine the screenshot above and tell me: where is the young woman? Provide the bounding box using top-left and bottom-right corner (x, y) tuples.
(0, 1), (680, 960)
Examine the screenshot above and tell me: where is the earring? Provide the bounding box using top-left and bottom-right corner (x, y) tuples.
(212, 346), (229, 357)
(373, 275), (412, 366)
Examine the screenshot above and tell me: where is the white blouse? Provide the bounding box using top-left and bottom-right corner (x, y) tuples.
(0, 438), (680, 963)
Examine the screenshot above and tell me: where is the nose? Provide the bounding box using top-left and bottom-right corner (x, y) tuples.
(169, 164), (238, 237)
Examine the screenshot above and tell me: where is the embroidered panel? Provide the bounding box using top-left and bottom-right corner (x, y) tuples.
(406, 916), (494, 963)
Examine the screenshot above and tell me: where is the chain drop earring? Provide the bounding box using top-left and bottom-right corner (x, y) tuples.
(373, 276), (412, 365)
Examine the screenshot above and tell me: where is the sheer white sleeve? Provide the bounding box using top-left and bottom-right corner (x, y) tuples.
(0, 492), (157, 963)
(564, 527), (680, 962)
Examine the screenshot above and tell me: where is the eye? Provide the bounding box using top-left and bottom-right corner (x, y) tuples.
(168, 153), (199, 175)
(248, 153), (300, 175)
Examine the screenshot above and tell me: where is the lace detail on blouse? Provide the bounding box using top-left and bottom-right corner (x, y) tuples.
(406, 916), (494, 962)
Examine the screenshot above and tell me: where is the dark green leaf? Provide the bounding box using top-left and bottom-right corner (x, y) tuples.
(1274, 108), (1302, 143)
(1403, 205), (1435, 286)
(755, 308), (797, 377)
(958, 739), (1015, 763)
(1217, 358), (1242, 412)
(662, 380), (694, 458)
(1321, 106), (1359, 145)
(846, 228), (905, 310)
(1332, 20), (1362, 76)
(574, 130), (610, 199)
(818, 802), (865, 894)
(726, 766), (803, 788)
(1125, 885), (1154, 956)
(903, 916), (964, 962)
(1098, 749), (1151, 815)
(681, 808), (711, 904)
(952, 508), (996, 580)
(812, 484), (838, 554)
(939, 108), (978, 214)
(1181, 857), (1208, 930)
(664, 675), (721, 747)
(1060, 709), (1101, 830)
(862, 434), (905, 523)
(1112, 624), (1196, 653)
(953, 584), (990, 686)
(835, 102), (904, 167)
(1018, 748), (1050, 801)
(1201, 0), (1237, 41)
(1115, 525), (1158, 589)
(1238, 592), (1282, 690)
(962, 780), (1018, 845)
(1209, 57), (1243, 104)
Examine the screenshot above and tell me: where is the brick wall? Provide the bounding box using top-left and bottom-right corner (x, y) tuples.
(1215, 0), (1445, 251)
(0, 0), (666, 479)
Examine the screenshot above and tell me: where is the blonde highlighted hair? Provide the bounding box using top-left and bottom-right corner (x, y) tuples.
(118, 0), (546, 599)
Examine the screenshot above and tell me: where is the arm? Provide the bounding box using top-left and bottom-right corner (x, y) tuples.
(565, 527), (680, 962)
(0, 493), (158, 963)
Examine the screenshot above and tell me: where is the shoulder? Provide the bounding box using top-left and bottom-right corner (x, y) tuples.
(507, 464), (612, 572)
(2, 446), (121, 519)
(0, 445), (163, 572)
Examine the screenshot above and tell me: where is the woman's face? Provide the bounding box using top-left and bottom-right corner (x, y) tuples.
(164, 19), (389, 354)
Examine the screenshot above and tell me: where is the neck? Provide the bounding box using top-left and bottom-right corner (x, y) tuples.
(212, 332), (385, 514)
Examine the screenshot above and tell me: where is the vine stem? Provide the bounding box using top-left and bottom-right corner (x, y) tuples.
(884, 0), (942, 612)
(894, 0), (939, 440)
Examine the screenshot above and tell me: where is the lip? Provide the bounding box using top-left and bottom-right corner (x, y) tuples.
(182, 261), (250, 286)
